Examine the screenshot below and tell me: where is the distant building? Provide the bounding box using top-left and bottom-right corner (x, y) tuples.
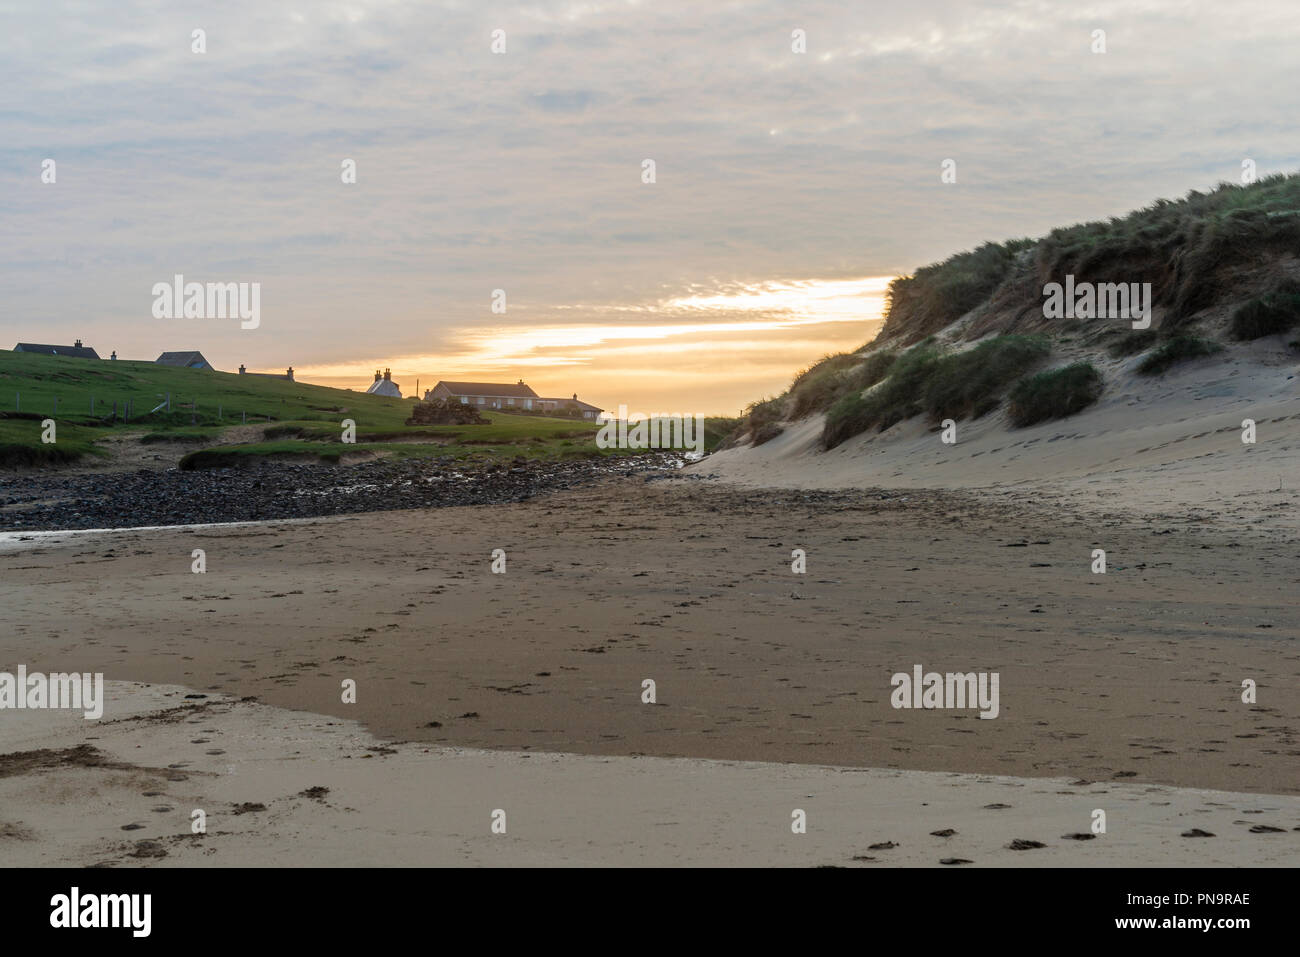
(425, 380), (603, 420)
(14, 339), (100, 359)
(426, 379), (538, 409)
(535, 393), (604, 420)
(156, 350), (215, 370)
(238, 364), (294, 381)
(365, 368), (402, 398)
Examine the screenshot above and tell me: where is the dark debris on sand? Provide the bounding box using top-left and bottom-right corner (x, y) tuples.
(0, 454), (684, 531)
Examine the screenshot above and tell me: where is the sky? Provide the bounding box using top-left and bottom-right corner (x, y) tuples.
(3, 0), (1299, 415)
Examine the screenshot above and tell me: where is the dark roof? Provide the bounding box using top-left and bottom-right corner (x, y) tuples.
(156, 351), (211, 368)
(435, 380), (539, 398)
(539, 397), (604, 412)
(14, 342), (100, 359)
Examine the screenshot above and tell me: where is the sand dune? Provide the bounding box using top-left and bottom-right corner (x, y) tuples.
(698, 352), (1300, 526)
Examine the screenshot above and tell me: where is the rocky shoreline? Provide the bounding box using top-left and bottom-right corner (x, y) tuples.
(0, 454), (684, 531)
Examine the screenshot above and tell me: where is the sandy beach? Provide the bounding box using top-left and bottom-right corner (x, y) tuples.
(8, 0), (1300, 881)
(4, 350), (1299, 866)
(1, 439), (1298, 868)
(2, 681), (1295, 867)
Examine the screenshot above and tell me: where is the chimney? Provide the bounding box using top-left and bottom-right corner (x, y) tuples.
(239, 364), (246, 374)
(110, 351), (117, 361)
(374, 369), (382, 382)
(572, 393), (578, 401)
(75, 339), (82, 348)
(518, 379), (525, 385)
(287, 366), (294, 381)
(384, 368), (391, 381)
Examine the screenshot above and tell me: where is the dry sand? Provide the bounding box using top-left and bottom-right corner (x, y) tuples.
(1, 682), (1294, 867)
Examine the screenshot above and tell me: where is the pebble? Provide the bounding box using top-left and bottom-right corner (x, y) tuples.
(0, 454), (683, 531)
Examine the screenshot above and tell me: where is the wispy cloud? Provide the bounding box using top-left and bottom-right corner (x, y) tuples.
(2, 1), (1297, 412)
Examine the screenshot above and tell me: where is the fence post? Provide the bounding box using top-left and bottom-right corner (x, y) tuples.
(166, 392), (171, 412)
(90, 395), (95, 415)
(242, 411), (246, 424)
(218, 404), (222, 420)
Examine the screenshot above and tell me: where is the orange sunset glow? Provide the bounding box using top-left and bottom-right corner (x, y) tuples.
(291, 276), (893, 415)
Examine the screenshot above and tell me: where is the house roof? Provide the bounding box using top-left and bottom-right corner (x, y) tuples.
(539, 397), (604, 412)
(156, 351), (210, 367)
(14, 342), (100, 359)
(435, 380), (539, 398)
(366, 378), (403, 398)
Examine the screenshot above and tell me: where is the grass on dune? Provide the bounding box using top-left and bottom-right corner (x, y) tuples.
(1230, 287), (1300, 340)
(787, 350), (897, 420)
(822, 335), (1050, 449)
(1007, 363), (1104, 427)
(877, 172), (1300, 344)
(1135, 335), (1223, 375)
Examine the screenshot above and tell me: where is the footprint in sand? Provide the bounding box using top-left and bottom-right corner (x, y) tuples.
(1007, 839), (1047, 850)
(1181, 828), (1215, 838)
(941, 858), (973, 865)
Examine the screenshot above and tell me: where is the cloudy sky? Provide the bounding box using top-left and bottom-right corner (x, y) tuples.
(3, 0), (1298, 414)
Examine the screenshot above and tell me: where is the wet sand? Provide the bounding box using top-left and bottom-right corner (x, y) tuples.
(1, 479), (1296, 797)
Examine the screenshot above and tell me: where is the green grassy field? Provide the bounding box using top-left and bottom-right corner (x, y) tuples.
(1, 350), (417, 428)
(0, 350), (729, 467)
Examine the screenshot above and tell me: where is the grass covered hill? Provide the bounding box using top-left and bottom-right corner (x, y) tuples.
(0, 352), (681, 468)
(732, 172), (1300, 451)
